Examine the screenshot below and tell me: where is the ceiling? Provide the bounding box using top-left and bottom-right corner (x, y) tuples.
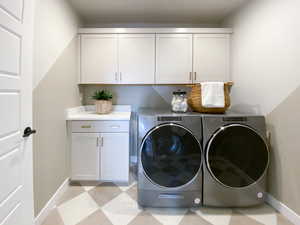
(67, 0), (247, 26)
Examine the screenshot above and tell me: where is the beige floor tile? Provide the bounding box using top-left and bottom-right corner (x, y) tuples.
(128, 211), (163, 225)
(179, 210), (213, 225)
(193, 207), (232, 225)
(56, 185), (85, 206)
(229, 211), (264, 225)
(88, 183), (122, 207)
(126, 183), (137, 201)
(146, 207), (188, 225)
(277, 214), (295, 225)
(76, 209), (113, 225)
(237, 204), (277, 225)
(41, 208), (64, 225)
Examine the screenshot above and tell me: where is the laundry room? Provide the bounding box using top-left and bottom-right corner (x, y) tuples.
(1, 0), (299, 225)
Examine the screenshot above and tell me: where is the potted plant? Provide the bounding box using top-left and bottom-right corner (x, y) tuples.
(92, 90), (113, 114)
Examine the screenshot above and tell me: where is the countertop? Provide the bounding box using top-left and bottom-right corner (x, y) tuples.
(66, 105), (131, 121)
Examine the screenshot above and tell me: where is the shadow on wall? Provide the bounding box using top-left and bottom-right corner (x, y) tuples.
(230, 104), (262, 114)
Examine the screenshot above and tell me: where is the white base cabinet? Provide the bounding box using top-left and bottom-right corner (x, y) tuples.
(100, 133), (129, 182)
(71, 133), (100, 181)
(70, 121), (130, 183)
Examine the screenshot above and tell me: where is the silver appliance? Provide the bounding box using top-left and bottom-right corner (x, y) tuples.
(137, 108), (203, 208)
(202, 114), (269, 207)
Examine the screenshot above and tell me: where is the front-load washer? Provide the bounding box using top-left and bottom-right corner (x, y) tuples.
(137, 108), (203, 208)
(202, 114), (269, 207)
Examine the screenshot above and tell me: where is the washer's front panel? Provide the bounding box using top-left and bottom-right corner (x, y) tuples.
(206, 124), (269, 188)
(141, 124), (202, 188)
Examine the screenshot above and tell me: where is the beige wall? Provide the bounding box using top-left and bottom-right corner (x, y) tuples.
(223, 0), (300, 214)
(33, 37), (81, 215)
(33, 0), (81, 216)
(266, 86), (300, 215)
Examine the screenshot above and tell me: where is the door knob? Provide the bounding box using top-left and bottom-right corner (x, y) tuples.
(23, 127), (37, 138)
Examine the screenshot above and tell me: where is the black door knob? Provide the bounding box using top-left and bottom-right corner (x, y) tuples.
(23, 127), (37, 138)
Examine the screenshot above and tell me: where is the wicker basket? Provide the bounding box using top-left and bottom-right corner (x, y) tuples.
(187, 82), (233, 114)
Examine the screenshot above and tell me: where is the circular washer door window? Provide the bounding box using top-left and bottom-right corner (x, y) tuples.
(206, 124), (269, 188)
(141, 124), (202, 188)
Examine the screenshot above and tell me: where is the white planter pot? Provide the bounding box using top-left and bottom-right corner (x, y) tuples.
(95, 100), (112, 114)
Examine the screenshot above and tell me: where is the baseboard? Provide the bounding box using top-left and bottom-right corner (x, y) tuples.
(266, 193), (300, 225)
(34, 178), (69, 225)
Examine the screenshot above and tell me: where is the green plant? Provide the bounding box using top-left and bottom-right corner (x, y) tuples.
(92, 90), (113, 101)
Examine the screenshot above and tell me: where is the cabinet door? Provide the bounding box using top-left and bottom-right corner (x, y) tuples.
(156, 34), (193, 84)
(81, 34), (118, 83)
(100, 133), (129, 182)
(119, 34), (155, 84)
(71, 133), (100, 180)
(193, 34), (230, 82)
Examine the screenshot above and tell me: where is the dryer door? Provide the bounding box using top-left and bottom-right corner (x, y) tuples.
(206, 124), (269, 188)
(141, 123), (202, 188)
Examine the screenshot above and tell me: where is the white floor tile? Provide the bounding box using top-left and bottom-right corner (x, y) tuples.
(146, 207), (188, 225)
(83, 186), (94, 191)
(102, 192), (142, 225)
(57, 192), (99, 225)
(192, 207), (232, 225)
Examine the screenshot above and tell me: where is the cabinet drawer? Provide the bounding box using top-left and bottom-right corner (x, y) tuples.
(71, 121), (129, 133)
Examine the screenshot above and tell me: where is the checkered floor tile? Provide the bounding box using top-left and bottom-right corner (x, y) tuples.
(41, 181), (294, 225)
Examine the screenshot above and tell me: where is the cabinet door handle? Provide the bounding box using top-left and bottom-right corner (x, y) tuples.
(189, 72), (192, 81)
(120, 72), (122, 82)
(194, 72), (197, 81)
(115, 72), (118, 81)
(96, 137), (99, 147)
(101, 136), (104, 147)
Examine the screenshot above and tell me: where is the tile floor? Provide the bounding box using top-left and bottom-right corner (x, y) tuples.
(41, 181), (294, 225)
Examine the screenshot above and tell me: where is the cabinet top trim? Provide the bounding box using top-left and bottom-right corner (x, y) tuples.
(78, 28), (233, 34)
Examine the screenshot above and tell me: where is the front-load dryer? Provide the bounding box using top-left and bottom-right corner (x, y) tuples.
(137, 108), (203, 208)
(202, 114), (269, 207)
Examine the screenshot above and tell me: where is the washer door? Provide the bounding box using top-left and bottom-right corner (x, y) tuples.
(141, 123), (202, 188)
(206, 124), (269, 188)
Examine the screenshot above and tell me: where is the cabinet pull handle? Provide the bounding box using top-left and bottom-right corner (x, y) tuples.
(101, 137), (104, 147)
(120, 72), (122, 81)
(115, 72), (118, 81)
(189, 72), (192, 81)
(96, 137), (99, 147)
(81, 125), (91, 129)
(194, 72), (197, 81)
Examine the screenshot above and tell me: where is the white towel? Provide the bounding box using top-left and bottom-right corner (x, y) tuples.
(201, 82), (225, 108)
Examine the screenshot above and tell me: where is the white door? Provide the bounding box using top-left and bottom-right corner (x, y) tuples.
(193, 34), (230, 82)
(156, 34), (193, 84)
(71, 133), (100, 180)
(0, 0), (34, 225)
(119, 34), (155, 84)
(81, 34), (118, 84)
(100, 133), (129, 182)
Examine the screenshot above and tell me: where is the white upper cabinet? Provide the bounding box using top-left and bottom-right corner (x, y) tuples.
(81, 34), (118, 84)
(193, 34), (230, 82)
(79, 29), (232, 84)
(156, 34), (193, 84)
(119, 34), (155, 84)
